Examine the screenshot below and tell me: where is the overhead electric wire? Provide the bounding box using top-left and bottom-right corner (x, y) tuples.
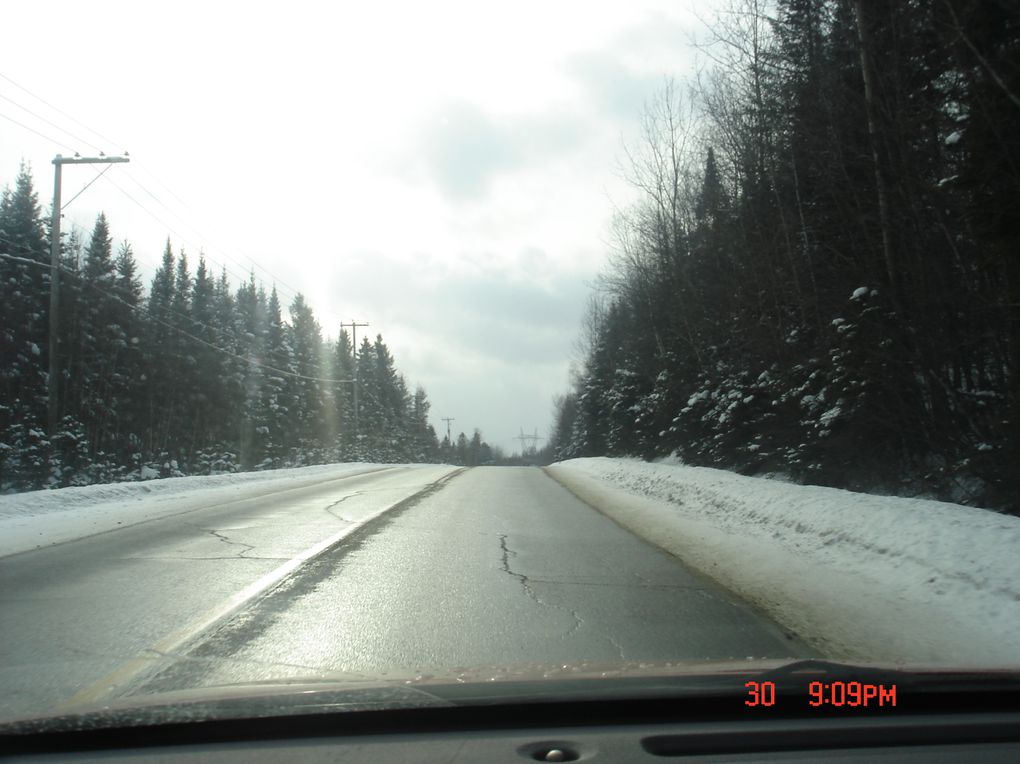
(128, 160), (194, 211)
(112, 166), (346, 324)
(100, 168), (350, 327)
(110, 168), (296, 296)
(107, 180), (307, 316)
(0, 78), (311, 311)
(1, 72), (349, 327)
(95, 171), (258, 288)
(0, 71), (119, 149)
(0, 110), (75, 152)
(0, 91), (103, 154)
(122, 170), (305, 294)
(0, 250), (355, 386)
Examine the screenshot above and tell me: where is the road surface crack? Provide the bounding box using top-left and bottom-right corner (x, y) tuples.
(498, 533), (584, 641)
(498, 533), (541, 603)
(323, 491), (363, 523)
(205, 528), (257, 558)
(565, 608), (584, 638)
(606, 633), (627, 660)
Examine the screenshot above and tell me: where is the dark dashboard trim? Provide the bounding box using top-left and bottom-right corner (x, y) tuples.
(4, 688), (1020, 757)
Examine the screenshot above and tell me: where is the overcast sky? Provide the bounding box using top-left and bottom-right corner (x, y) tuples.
(1, 0), (707, 455)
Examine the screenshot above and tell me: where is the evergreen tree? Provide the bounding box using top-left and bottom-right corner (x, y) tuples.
(287, 293), (324, 454)
(556, 1), (1019, 511)
(234, 273), (268, 466)
(188, 255), (226, 468)
(353, 335), (379, 455)
(327, 329), (357, 457)
(410, 384), (438, 461)
(259, 287), (293, 464)
(111, 240), (144, 473)
(75, 214), (120, 472)
(143, 240), (176, 456)
(0, 166), (439, 488)
(0, 164), (49, 489)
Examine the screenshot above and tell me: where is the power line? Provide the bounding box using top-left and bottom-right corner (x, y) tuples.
(0, 110), (75, 152)
(112, 168), (309, 307)
(129, 160), (190, 207)
(1, 236), (262, 363)
(121, 168), (309, 299)
(0, 251), (355, 386)
(2, 189), (321, 366)
(93, 167), (339, 324)
(97, 169), (228, 256)
(1, 73), (327, 321)
(0, 72), (119, 149)
(0, 234), (214, 347)
(0, 77), (206, 278)
(0, 91), (102, 153)
(94, 171), (259, 291)
(3, 162), (288, 321)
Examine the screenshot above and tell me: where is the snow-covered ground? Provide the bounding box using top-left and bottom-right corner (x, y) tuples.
(3, 457), (1017, 668)
(0, 463), (403, 558)
(546, 457), (1020, 667)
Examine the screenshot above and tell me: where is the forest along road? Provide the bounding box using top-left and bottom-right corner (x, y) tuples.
(1, 466), (812, 719)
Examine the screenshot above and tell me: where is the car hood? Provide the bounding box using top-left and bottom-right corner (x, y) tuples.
(4, 658), (1020, 734)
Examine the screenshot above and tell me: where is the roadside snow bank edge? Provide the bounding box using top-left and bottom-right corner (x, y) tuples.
(546, 458), (1020, 667)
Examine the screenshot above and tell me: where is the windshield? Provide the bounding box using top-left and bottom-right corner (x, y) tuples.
(1, 0), (1018, 730)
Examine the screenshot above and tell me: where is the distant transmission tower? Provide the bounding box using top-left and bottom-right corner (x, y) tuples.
(515, 428), (543, 461)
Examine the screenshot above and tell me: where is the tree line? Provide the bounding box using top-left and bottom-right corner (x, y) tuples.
(439, 429), (500, 467)
(1, 168), (444, 490)
(549, 0), (1019, 513)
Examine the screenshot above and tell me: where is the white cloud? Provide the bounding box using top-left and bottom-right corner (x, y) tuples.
(408, 101), (590, 202)
(1, 0), (712, 453)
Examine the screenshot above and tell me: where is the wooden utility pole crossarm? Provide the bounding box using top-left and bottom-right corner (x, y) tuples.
(48, 153), (129, 436)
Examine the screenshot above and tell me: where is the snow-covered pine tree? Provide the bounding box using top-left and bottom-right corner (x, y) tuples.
(286, 293), (324, 458)
(0, 164), (50, 490)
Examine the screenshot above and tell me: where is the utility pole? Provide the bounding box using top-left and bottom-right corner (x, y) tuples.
(48, 153), (129, 436)
(441, 417), (455, 445)
(340, 320), (369, 437)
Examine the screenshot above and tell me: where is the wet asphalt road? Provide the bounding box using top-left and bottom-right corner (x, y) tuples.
(0, 465), (457, 718)
(137, 466), (806, 694)
(1, 466), (808, 719)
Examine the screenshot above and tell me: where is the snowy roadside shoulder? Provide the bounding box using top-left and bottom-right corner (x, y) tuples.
(546, 457), (1020, 667)
(0, 463), (402, 558)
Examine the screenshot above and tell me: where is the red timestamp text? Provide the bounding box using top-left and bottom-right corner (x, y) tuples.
(744, 681), (897, 708)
